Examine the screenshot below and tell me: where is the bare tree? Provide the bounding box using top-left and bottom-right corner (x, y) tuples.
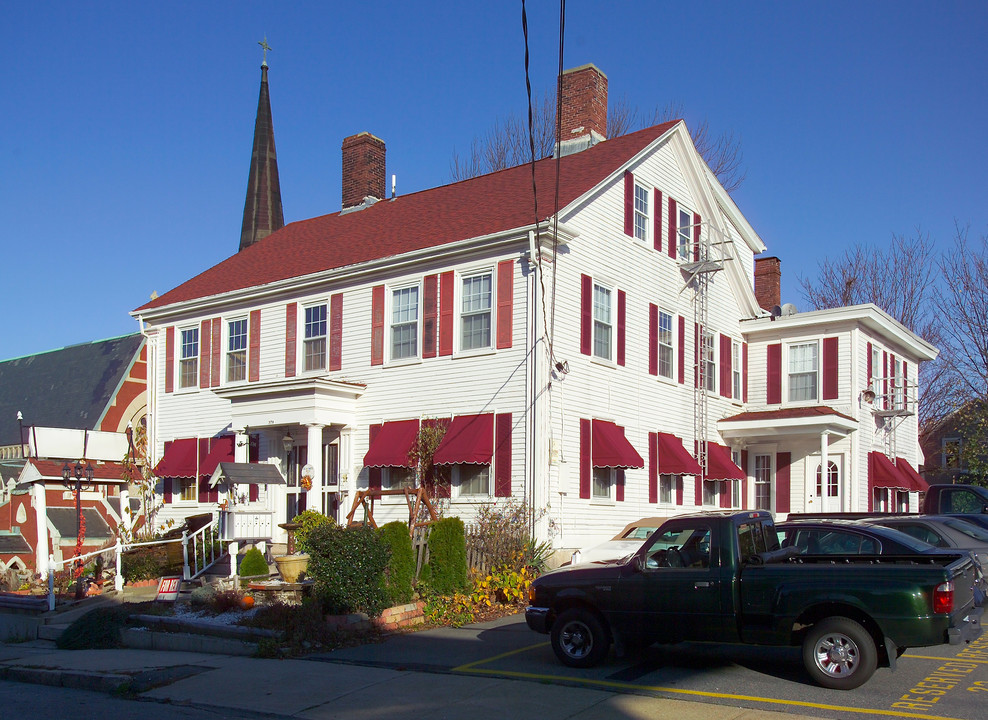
(449, 94), (745, 193)
(797, 230), (949, 423)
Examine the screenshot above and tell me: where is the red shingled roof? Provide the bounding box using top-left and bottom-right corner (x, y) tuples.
(720, 406), (856, 424)
(137, 122), (679, 311)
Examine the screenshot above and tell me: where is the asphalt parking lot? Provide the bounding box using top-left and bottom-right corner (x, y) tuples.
(313, 615), (988, 720)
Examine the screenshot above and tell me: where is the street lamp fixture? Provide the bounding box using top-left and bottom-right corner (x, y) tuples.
(62, 460), (95, 599)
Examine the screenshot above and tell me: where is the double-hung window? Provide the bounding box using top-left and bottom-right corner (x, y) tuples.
(178, 477), (197, 502)
(732, 340), (742, 399)
(657, 310), (674, 379)
(179, 328), (199, 389)
(460, 272), (492, 351)
(871, 345), (882, 396)
(593, 283), (613, 361)
(385, 466), (415, 490)
(892, 357), (905, 410)
(390, 286), (419, 360)
(731, 449), (743, 507)
(303, 304), (327, 372)
(754, 454), (771, 510)
(457, 465), (490, 497)
(592, 467), (613, 499)
(227, 318), (247, 383)
(703, 330), (716, 392)
(633, 184), (649, 241)
(678, 206), (693, 260)
(659, 474), (674, 504)
(788, 342), (819, 402)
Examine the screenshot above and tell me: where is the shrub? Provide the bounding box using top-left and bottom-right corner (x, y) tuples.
(244, 598), (337, 656)
(423, 593), (474, 627)
(239, 547), (270, 578)
(379, 521), (415, 606)
(121, 545), (167, 584)
(292, 510), (335, 554)
(56, 606), (129, 649)
(189, 584), (217, 607)
(425, 517), (468, 595)
(470, 498), (545, 572)
(306, 524), (390, 616)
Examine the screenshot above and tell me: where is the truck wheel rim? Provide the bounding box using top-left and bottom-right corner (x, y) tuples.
(813, 632), (859, 678)
(560, 619), (593, 659)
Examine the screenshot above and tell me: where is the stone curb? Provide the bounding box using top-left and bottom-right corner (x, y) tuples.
(0, 665), (131, 693)
(120, 628), (260, 656)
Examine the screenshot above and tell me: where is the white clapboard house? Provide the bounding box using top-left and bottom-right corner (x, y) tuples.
(133, 63), (935, 553)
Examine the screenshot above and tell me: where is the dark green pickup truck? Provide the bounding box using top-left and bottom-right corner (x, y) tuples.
(526, 510), (985, 689)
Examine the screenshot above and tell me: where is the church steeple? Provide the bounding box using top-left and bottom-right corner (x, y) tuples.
(239, 38), (284, 252)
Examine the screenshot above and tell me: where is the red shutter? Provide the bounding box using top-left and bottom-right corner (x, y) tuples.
(248, 310), (261, 382)
(741, 450), (749, 509)
(439, 271), (454, 356)
(623, 171), (634, 237)
(677, 315), (685, 384)
(163, 478), (172, 504)
(197, 438), (209, 502)
(371, 286), (385, 365)
(285, 303), (297, 377)
(883, 351), (889, 409)
(616, 468), (625, 502)
(720, 333), (731, 398)
(249, 483), (259, 502)
(210, 318), (221, 388)
(903, 361), (908, 395)
(676, 476), (684, 505)
(693, 212), (701, 262)
(653, 188), (662, 252)
(423, 274), (438, 359)
(742, 342), (749, 403)
(866, 342), (872, 383)
(776, 452), (791, 513)
(648, 432), (658, 503)
(495, 413), (512, 497)
(648, 304), (658, 376)
(368, 424), (382, 490)
(720, 473), (731, 508)
(580, 274), (592, 355)
(165, 327), (175, 393)
(199, 319), (211, 388)
(329, 293), (343, 371)
(668, 197), (677, 259)
(767, 343), (782, 404)
(579, 418), (591, 499)
(497, 260), (514, 349)
(617, 289), (626, 366)
(823, 336), (839, 400)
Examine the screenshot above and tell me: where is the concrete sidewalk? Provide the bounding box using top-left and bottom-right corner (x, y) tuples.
(0, 618), (827, 720)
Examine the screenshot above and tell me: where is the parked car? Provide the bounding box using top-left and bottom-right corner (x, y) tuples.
(777, 519), (942, 556)
(526, 510), (985, 689)
(866, 515), (988, 573)
(568, 516), (669, 565)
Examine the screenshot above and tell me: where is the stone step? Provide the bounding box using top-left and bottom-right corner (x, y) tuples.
(37, 623), (69, 641)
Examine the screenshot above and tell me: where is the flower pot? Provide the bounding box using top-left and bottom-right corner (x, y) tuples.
(274, 553), (309, 583)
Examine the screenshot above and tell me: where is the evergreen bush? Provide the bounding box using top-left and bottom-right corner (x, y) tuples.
(380, 521), (415, 606)
(239, 547), (270, 578)
(306, 523), (390, 616)
(425, 517), (468, 595)
(291, 509), (335, 554)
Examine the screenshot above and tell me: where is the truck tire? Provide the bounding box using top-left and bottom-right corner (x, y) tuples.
(802, 617), (877, 690)
(550, 608), (610, 668)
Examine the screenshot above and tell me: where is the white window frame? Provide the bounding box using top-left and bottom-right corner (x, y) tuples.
(178, 326), (199, 390)
(389, 283), (421, 362)
(302, 303), (327, 373)
(702, 478), (720, 507)
(703, 329), (716, 393)
(870, 345), (882, 395)
(659, 473), (674, 504)
(754, 454), (772, 511)
(458, 269), (494, 353)
(226, 317), (248, 383)
(452, 464), (492, 499)
(592, 466), (614, 501)
(873, 487), (890, 512)
(732, 340), (742, 400)
(787, 341), (819, 403)
(384, 466), (416, 491)
(176, 477), (197, 503)
(657, 309), (674, 379)
(592, 281), (614, 362)
(633, 183), (649, 242)
(815, 460), (839, 498)
(677, 205), (694, 260)
(731, 450), (743, 507)
(893, 356), (905, 410)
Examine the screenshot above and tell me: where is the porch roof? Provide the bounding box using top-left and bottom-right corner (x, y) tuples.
(719, 406), (857, 440)
(209, 462), (286, 487)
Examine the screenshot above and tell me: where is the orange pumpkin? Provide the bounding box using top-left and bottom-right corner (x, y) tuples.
(241, 595), (255, 609)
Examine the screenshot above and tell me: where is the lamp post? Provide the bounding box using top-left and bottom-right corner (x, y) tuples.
(62, 460), (95, 599)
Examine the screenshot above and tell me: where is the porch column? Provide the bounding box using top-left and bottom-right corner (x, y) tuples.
(119, 486), (132, 535)
(820, 430), (830, 513)
(32, 482), (49, 578)
(234, 430), (249, 463)
(306, 424), (324, 514)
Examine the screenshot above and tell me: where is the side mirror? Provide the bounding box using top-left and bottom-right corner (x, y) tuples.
(632, 554), (645, 573)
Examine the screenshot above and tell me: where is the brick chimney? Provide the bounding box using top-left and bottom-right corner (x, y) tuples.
(557, 64), (607, 157)
(341, 132), (386, 210)
(754, 256), (782, 310)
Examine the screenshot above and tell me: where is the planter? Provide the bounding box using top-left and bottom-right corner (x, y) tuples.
(274, 553), (310, 583)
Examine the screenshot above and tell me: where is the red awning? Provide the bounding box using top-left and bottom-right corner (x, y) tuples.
(869, 451), (909, 490)
(153, 438), (199, 478)
(655, 433), (702, 475)
(433, 414), (494, 465)
(592, 419), (644, 469)
(896, 457), (930, 493)
(200, 435), (235, 477)
(363, 419), (420, 468)
(706, 442), (745, 481)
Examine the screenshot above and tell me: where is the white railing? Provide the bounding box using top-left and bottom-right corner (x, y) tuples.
(218, 509), (275, 542)
(184, 518), (220, 580)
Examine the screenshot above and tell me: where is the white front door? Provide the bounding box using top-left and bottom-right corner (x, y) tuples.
(809, 454), (843, 513)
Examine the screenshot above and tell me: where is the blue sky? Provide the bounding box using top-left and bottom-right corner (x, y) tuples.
(4, 1), (986, 361)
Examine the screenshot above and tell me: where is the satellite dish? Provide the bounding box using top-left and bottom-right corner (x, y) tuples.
(780, 303), (798, 316)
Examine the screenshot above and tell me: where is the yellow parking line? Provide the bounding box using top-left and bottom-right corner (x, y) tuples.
(453, 641), (550, 672)
(904, 654), (988, 664)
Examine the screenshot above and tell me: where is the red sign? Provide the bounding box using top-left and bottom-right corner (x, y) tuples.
(156, 576), (182, 602)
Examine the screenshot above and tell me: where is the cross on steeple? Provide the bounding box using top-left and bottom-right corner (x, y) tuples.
(259, 37), (271, 67)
